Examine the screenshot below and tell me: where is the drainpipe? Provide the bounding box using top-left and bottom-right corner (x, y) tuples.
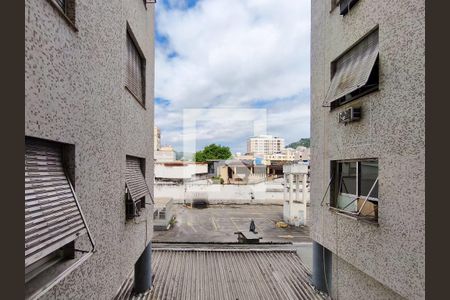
(312, 241), (332, 294)
(134, 242), (152, 294)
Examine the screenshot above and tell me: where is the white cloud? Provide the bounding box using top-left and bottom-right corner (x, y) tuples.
(155, 0), (311, 152)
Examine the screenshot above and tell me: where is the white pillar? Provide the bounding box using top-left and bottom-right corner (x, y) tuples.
(283, 174), (287, 201)
(302, 173), (308, 224)
(289, 173), (293, 206)
(295, 174), (300, 203)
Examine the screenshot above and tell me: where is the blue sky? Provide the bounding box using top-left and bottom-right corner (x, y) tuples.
(154, 0), (311, 154)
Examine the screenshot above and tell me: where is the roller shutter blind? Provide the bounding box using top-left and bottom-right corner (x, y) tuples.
(125, 156), (151, 202)
(324, 29), (379, 107)
(126, 33), (145, 105)
(25, 138), (87, 267)
(55, 0), (66, 11)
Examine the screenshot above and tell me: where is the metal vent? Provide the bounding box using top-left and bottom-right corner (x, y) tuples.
(25, 139), (87, 268)
(324, 29), (378, 107)
(125, 156), (151, 202)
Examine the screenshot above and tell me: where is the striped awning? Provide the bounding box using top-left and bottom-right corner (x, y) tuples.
(324, 29), (379, 106)
(25, 138), (87, 267)
(125, 156), (151, 202)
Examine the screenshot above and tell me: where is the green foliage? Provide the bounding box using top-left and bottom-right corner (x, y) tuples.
(194, 144), (232, 162)
(287, 138), (310, 149)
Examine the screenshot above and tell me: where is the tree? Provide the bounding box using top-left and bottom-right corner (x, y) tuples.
(194, 144), (232, 162)
(286, 138), (310, 149)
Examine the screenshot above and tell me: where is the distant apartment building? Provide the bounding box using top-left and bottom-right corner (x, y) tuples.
(247, 135), (284, 155)
(154, 126), (161, 151)
(310, 1), (424, 299)
(25, 0), (155, 299)
(154, 145), (176, 162)
(263, 147), (310, 164)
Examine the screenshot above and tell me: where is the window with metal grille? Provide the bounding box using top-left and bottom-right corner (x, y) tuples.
(330, 159), (379, 223)
(126, 30), (146, 106)
(125, 156), (152, 219)
(25, 137), (95, 299)
(324, 28), (379, 110)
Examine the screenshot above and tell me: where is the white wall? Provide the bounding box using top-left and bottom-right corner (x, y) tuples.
(155, 181), (286, 205)
(155, 163), (208, 179)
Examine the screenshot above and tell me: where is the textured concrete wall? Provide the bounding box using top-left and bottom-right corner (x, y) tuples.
(330, 254), (404, 300)
(310, 0), (425, 299)
(25, 0), (154, 298)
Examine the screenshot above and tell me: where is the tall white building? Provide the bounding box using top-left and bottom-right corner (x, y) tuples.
(247, 135), (284, 155)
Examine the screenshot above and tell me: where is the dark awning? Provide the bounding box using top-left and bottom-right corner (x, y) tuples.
(324, 29), (379, 106)
(125, 156), (151, 202)
(25, 139), (87, 267)
(340, 0), (360, 15)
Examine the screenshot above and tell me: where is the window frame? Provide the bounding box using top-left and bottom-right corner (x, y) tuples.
(125, 155), (149, 220)
(330, 159), (379, 223)
(46, 0), (78, 31)
(327, 27), (379, 110)
(25, 137), (95, 299)
(125, 25), (147, 108)
(330, 57), (379, 109)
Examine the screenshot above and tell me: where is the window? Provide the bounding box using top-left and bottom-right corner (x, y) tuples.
(339, 0), (360, 15)
(25, 137), (95, 299)
(330, 159), (379, 222)
(55, 0), (66, 11)
(48, 0), (76, 28)
(324, 28), (379, 110)
(126, 29), (146, 106)
(125, 156), (152, 219)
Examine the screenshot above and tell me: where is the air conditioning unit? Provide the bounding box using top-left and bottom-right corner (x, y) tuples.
(338, 107), (361, 124)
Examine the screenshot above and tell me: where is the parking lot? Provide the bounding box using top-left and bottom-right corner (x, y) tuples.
(152, 204), (311, 243)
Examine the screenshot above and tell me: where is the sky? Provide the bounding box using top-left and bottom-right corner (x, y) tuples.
(154, 0), (311, 154)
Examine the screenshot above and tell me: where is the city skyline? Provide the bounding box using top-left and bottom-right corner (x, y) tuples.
(154, 0), (311, 153)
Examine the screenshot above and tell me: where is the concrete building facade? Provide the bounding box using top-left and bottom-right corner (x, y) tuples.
(247, 135), (285, 155)
(25, 0), (155, 299)
(154, 145), (176, 162)
(310, 1), (424, 299)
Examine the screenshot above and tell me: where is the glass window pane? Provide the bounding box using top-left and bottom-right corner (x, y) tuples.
(339, 161), (357, 195)
(360, 160), (378, 198)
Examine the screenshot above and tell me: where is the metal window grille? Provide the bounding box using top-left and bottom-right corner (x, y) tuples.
(126, 33), (145, 105)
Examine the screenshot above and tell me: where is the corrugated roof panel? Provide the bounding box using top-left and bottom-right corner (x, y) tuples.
(126, 156), (151, 201)
(115, 248), (325, 300)
(25, 139), (87, 267)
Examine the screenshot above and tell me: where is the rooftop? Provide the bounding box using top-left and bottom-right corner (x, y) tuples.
(115, 246), (325, 300)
